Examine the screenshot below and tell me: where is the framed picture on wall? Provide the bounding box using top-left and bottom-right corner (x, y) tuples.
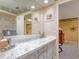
(34, 17), (38, 21)
(47, 14), (52, 20)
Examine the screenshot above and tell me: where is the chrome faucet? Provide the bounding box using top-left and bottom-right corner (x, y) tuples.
(7, 38), (11, 45)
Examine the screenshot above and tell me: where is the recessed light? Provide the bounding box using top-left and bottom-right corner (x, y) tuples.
(44, 0), (48, 4)
(31, 5), (35, 9)
(27, 19), (32, 21)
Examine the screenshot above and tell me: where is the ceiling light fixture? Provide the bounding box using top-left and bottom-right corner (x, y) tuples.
(44, 0), (48, 4)
(31, 5), (35, 9)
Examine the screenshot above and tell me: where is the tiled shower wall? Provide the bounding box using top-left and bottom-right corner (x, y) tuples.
(0, 17), (16, 32)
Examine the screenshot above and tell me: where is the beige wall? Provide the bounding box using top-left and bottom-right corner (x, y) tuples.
(59, 18), (78, 42)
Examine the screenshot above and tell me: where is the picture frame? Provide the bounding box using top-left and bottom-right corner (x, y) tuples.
(47, 14), (52, 20)
(34, 17), (38, 21)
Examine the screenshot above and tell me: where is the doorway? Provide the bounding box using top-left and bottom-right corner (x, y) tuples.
(59, 0), (78, 59)
(24, 14), (32, 35)
(59, 18), (78, 43)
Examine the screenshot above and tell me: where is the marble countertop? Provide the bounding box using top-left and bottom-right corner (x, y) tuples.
(0, 36), (56, 59)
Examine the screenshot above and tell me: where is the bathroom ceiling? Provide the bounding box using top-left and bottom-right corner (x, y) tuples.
(0, 0), (56, 15)
(59, 0), (79, 19)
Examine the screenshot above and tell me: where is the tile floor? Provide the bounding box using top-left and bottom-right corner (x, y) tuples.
(59, 42), (78, 59)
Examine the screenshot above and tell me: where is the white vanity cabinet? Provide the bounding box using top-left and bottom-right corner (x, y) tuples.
(37, 46), (48, 59)
(47, 40), (56, 59)
(16, 38), (56, 59)
(18, 40), (56, 59)
(18, 46), (48, 59)
(18, 51), (38, 59)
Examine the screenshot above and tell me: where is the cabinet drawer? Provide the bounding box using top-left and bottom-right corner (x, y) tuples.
(37, 45), (48, 59)
(38, 46), (48, 55)
(47, 40), (56, 59)
(18, 52), (37, 59)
